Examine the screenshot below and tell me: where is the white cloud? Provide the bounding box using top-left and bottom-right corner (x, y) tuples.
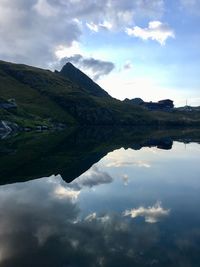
(106, 160), (150, 168)
(85, 212), (97, 221)
(126, 21), (175, 45)
(105, 148), (151, 168)
(85, 212), (110, 223)
(99, 21), (113, 30)
(55, 42), (81, 59)
(86, 21), (113, 32)
(86, 22), (99, 32)
(124, 201), (170, 223)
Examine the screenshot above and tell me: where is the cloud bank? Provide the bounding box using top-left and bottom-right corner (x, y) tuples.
(0, 0), (166, 67)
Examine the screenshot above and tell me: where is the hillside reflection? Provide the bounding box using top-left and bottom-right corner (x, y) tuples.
(0, 127), (200, 185)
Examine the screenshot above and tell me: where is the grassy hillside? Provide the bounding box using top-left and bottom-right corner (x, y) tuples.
(0, 60), (200, 128)
(0, 60), (155, 127)
(0, 60), (86, 126)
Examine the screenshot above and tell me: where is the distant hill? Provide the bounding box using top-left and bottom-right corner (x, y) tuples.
(0, 59), (200, 131)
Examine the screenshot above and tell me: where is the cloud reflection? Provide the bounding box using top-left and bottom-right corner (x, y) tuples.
(124, 201), (170, 223)
(105, 148), (151, 168)
(54, 186), (80, 201)
(0, 176), (162, 267)
(69, 165), (113, 190)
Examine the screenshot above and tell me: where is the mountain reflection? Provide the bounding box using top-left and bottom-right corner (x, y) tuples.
(0, 127), (200, 185)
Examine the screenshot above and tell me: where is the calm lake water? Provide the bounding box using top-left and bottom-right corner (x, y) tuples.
(0, 130), (200, 267)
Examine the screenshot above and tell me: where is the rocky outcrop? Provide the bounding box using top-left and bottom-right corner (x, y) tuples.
(0, 98), (17, 110)
(0, 120), (11, 132)
(0, 120), (20, 138)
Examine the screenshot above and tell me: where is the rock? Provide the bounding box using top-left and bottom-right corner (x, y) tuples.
(53, 123), (67, 130)
(36, 126), (42, 131)
(35, 125), (49, 131)
(24, 127), (32, 132)
(0, 120), (20, 139)
(0, 120), (12, 133)
(0, 99), (17, 110)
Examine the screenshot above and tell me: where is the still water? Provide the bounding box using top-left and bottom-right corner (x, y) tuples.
(0, 134), (200, 266)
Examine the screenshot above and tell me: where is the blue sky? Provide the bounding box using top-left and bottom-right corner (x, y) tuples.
(0, 0), (199, 106)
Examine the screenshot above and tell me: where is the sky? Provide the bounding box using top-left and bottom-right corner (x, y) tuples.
(0, 0), (199, 106)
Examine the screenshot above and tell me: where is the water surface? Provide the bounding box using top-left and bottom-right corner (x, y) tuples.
(0, 130), (200, 266)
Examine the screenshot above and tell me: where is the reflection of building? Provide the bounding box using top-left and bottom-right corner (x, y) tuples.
(124, 98), (174, 111)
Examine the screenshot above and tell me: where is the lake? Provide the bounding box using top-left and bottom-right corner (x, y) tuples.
(0, 128), (200, 266)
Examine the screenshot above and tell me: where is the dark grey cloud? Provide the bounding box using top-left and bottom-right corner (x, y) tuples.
(60, 54), (115, 80)
(0, 0), (82, 67)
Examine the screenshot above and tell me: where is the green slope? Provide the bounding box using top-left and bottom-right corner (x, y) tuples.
(0, 60), (77, 126)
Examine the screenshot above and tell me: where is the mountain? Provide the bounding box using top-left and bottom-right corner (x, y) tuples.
(0, 59), (200, 131)
(59, 62), (111, 98)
